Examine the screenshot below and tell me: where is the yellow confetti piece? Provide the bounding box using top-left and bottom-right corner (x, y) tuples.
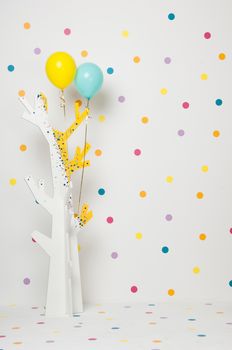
(81, 50), (88, 57)
(141, 116), (149, 123)
(201, 165), (208, 172)
(9, 178), (17, 186)
(135, 232), (143, 239)
(160, 88), (168, 95)
(98, 115), (106, 122)
(193, 266), (200, 274)
(121, 30), (129, 37)
(133, 56), (140, 63)
(166, 176), (173, 183)
(201, 73), (208, 80)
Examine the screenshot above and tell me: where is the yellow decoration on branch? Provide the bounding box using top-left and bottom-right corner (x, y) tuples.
(74, 203), (93, 227)
(52, 101), (91, 181)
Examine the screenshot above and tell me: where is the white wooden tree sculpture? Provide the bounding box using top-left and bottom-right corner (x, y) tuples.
(19, 93), (92, 317)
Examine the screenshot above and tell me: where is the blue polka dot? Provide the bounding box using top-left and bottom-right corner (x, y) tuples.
(107, 67), (114, 74)
(111, 326), (120, 329)
(168, 13), (175, 20)
(229, 280), (232, 287)
(7, 65), (15, 72)
(215, 98), (223, 106)
(197, 334), (206, 337)
(162, 246), (169, 254)
(188, 318), (196, 321)
(98, 188), (105, 195)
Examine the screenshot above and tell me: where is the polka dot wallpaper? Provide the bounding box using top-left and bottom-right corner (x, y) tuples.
(0, 0), (232, 307)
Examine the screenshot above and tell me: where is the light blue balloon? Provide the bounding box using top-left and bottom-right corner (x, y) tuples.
(74, 63), (103, 100)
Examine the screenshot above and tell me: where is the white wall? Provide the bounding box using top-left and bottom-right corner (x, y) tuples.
(0, 0), (232, 306)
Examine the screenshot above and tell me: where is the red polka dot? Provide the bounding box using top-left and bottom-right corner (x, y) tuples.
(182, 101), (189, 109)
(131, 285), (138, 293)
(134, 149), (141, 156)
(230, 228), (232, 234)
(32, 238), (36, 243)
(107, 216), (113, 224)
(204, 32), (211, 39)
(64, 28), (71, 35)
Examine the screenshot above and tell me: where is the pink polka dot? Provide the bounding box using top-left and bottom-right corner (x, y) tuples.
(131, 285), (138, 293)
(134, 149), (141, 156)
(64, 28), (71, 35)
(204, 32), (211, 39)
(230, 228), (232, 234)
(107, 216), (113, 224)
(32, 238), (36, 243)
(88, 338), (97, 341)
(182, 102), (189, 109)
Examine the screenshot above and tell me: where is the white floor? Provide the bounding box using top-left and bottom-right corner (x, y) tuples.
(0, 302), (231, 350)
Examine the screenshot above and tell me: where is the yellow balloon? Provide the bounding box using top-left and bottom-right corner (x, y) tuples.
(45, 52), (76, 89)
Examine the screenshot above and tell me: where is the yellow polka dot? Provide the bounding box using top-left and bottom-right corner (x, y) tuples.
(166, 176), (173, 183)
(18, 90), (25, 97)
(23, 22), (30, 29)
(193, 266), (200, 274)
(196, 192), (204, 199)
(81, 50), (88, 57)
(135, 232), (143, 239)
(77, 244), (81, 252)
(139, 190), (147, 198)
(19, 144), (27, 152)
(213, 130), (220, 137)
(160, 88), (168, 95)
(199, 233), (207, 240)
(76, 99), (82, 107)
(120, 339), (128, 343)
(168, 289), (175, 296)
(218, 52), (226, 60)
(200, 73), (208, 80)
(133, 56), (140, 63)
(98, 115), (106, 122)
(9, 178), (17, 186)
(141, 116), (149, 124)
(122, 30), (129, 37)
(201, 165), (208, 172)
(95, 149), (102, 156)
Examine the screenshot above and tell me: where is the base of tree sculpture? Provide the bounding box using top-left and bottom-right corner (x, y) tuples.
(20, 93), (92, 317)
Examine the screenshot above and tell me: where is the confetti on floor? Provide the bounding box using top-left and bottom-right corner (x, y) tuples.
(0, 302), (231, 350)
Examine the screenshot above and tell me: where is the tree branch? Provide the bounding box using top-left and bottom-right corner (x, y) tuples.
(25, 176), (53, 215)
(32, 230), (52, 256)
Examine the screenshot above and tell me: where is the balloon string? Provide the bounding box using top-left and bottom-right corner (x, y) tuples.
(77, 99), (90, 217)
(60, 89), (66, 117)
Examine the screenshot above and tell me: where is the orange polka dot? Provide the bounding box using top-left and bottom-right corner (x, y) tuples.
(199, 233), (207, 240)
(218, 52), (226, 60)
(139, 190), (147, 198)
(168, 289), (175, 296)
(133, 56), (140, 63)
(95, 149), (102, 156)
(81, 50), (88, 57)
(19, 144), (27, 152)
(23, 22), (30, 29)
(76, 99), (82, 107)
(18, 90), (25, 97)
(141, 116), (149, 124)
(152, 339), (162, 343)
(196, 192), (204, 199)
(213, 130), (220, 137)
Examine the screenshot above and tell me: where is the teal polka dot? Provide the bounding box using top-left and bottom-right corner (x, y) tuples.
(229, 280), (232, 287)
(215, 98), (223, 106)
(7, 65), (15, 72)
(107, 67), (114, 74)
(98, 188), (105, 195)
(168, 13), (175, 20)
(162, 246), (169, 253)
